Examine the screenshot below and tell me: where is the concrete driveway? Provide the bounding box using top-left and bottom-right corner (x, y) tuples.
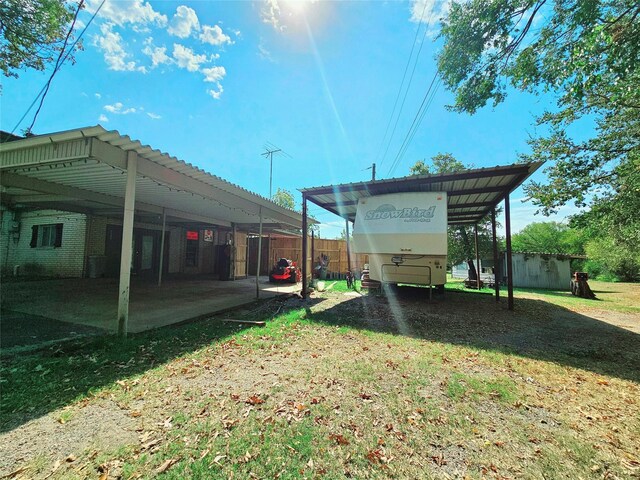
(1, 275), (300, 334)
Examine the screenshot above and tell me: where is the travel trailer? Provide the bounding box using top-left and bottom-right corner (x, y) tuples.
(352, 192), (447, 289)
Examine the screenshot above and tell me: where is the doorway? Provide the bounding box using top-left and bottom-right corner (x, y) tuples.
(105, 225), (169, 278)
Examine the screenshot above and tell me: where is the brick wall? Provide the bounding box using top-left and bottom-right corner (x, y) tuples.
(4, 210), (87, 277)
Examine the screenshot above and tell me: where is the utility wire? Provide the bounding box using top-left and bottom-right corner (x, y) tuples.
(11, 0), (106, 135)
(378, 4), (437, 171)
(386, 70), (440, 177)
(374, 0), (429, 170)
(26, 0), (85, 134)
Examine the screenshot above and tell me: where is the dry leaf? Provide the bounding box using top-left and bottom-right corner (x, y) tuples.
(155, 458), (179, 474)
(329, 433), (350, 446)
(246, 395), (264, 406)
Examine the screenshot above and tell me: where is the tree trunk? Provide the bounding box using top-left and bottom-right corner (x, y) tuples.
(459, 227), (478, 280)
(467, 259), (478, 281)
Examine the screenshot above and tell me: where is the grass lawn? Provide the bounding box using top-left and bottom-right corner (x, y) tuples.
(1, 281), (639, 479)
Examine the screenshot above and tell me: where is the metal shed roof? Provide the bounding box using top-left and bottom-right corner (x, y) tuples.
(300, 162), (543, 225)
(0, 126), (303, 230)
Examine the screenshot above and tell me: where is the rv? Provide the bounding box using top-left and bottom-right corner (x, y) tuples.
(352, 192), (447, 289)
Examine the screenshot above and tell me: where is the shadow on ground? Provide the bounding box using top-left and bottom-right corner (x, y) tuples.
(0, 295), (325, 434)
(308, 286), (640, 384)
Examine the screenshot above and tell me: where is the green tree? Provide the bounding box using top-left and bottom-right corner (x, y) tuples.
(436, 0), (639, 224)
(571, 159), (640, 280)
(271, 188), (296, 210)
(0, 0), (83, 78)
(409, 153), (498, 280)
(511, 222), (585, 254)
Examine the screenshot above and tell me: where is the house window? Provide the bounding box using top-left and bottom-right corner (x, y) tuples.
(30, 223), (63, 248)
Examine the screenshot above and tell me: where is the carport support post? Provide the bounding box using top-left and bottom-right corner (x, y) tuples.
(505, 195), (514, 311)
(302, 194), (308, 299)
(345, 219), (351, 274)
(231, 223), (236, 281)
(157, 207), (166, 287)
(117, 151), (137, 337)
(311, 230), (315, 276)
(474, 224), (480, 290)
(491, 208), (500, 302)
(256, 207), (263, 299)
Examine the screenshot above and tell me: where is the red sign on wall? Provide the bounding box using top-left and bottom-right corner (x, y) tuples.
(186, 230), (199, 240)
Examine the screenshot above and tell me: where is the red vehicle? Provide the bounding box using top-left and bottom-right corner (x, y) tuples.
(269, 258), (301, 283)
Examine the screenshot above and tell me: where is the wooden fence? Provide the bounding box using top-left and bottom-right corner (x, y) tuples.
(267, 237), (368, 277)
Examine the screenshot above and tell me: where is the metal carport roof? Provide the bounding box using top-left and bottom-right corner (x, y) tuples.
(0, 125), (303, 231)
(298, 161), (544, 310)
(299, 162), (543, 225)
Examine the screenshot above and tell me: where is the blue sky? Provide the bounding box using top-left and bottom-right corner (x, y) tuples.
(1, 0), (582, 237)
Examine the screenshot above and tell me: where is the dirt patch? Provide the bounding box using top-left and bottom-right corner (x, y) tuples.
(0, 400), (136, 477)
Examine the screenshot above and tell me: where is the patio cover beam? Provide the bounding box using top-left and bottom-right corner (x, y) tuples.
(0, 172), (232, 227)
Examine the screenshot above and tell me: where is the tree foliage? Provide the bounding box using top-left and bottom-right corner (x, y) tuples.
(437, 0), (639, 222)
(0, 0), (83, 78)
(271, 188), (296, 210)
(409, 153), (500, 278)
(511, 221), (585, 254)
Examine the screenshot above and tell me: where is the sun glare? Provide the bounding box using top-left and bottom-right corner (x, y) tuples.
(285, 0), (313, 14)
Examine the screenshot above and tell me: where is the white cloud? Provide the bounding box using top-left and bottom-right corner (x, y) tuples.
(94, 92), (101, 99)
(99, 114), (109, 122)
(207, 85), (224, 100)
(104, 102), (137, 114)
(94, 23), (144, 72)
(142, 38), (171, 67)
(262, 0), (284, 31)
(147, 112), (162, 120)
(410, 0), (450, 26)
(199, 24), (232, 46)
(86, 0), (167, 27)
(202, 66), (226, 83)
(172, 43), (207, 72)
(258, 42), (275, 63)
(168, 5), (200, 38)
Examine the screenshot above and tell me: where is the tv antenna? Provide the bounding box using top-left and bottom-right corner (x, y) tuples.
(261, 142), (291, 198)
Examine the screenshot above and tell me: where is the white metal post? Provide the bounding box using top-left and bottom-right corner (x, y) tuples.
(157, 207), (166, 287)
(231, 223), (236, 281)
(117, 151), (137, 337)
(256, 207), (263, 298)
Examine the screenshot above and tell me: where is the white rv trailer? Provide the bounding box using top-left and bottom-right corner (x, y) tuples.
(352, 192), (447, 288)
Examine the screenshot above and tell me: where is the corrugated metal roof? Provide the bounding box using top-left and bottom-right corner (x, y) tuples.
(299, 162), (543, 224)
(0, 125), (303, 229)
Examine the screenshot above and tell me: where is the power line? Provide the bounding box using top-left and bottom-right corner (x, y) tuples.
(11, 0), (106, 135)
(377, 2), (437, 171)
(374, 0), (429, 170)
(386, 71), (441, 177)
(26, 0), (85, 134)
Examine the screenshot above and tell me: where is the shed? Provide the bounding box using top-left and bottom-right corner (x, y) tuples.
(507, 252), (573, 290)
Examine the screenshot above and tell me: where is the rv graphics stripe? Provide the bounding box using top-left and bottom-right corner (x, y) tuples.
(364, 204), (436, 221)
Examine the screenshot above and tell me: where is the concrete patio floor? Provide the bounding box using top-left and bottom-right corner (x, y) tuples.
(1, 275), (300, 334)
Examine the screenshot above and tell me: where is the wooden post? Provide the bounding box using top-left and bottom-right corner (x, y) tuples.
(302, 195), (308, 298)
(491, 208), (500, 302)
(256, 207), (263, 298)
(157, 207), (166, 287)
(117, 151), (137, 337)
(474, 224), (480, 290)
(505, 195), (514, 311)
